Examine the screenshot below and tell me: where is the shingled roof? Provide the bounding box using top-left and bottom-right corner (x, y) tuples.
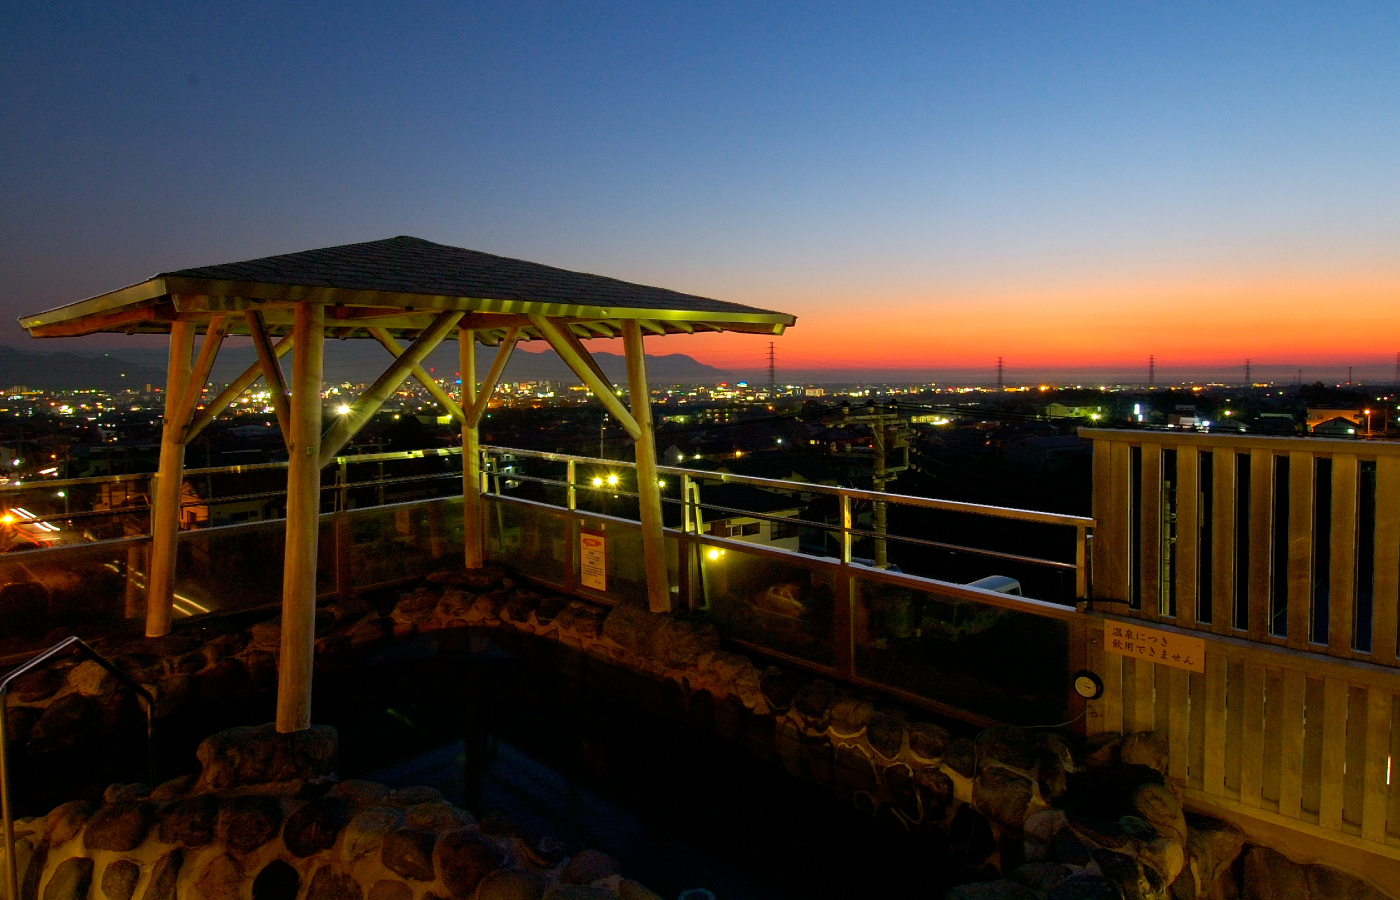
(19, 236), (795, 341)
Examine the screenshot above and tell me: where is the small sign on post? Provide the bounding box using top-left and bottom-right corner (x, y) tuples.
(1104, 621), (1205, 673)
(580, 530), (607, 591)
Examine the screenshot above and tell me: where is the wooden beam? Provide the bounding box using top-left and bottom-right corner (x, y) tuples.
(640, 319), (666, 335)
(368, 326), (466, 424)
(276, 302), (325, 733)
(184, 333), (293, 443)
(146, 321), (195, 637)
(530, 315), (640, 439)
(624, 320), (671, 613)
(319, 310), (463, 466)
(246, 310), (292, 438)
(461, 329), (483, 569)
(172, 316), (228, 437)
(465, 327), (520, 428)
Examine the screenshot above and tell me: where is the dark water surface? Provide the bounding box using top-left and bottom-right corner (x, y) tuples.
(11, 630), (953, 900)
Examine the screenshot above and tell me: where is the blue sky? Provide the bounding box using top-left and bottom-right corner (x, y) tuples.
(3, 2), (1398, 380)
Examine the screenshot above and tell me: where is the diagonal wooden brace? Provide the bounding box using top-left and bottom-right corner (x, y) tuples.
(247, 309), (292, 438)
(319, 311), (463, 467)
(529, 315), (640, 440)
(465, 327), (520, 428)
(367, 326), (466, 425)
(185, 332), (293, 444)
(173, 316), (228, 443)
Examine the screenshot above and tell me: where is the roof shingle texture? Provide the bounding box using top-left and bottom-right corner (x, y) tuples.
(166, 236), (782, 317)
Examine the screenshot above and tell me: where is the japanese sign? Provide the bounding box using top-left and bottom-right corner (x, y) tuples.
(580, 531), (607, 591)
(1103, 621), (1205, 673)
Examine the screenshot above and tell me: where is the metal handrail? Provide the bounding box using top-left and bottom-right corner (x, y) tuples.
(1, 638), (156, 900)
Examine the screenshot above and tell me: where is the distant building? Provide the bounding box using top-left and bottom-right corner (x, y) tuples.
(1307, 408), (1362, 432)
(1045, 402), (1103, 419)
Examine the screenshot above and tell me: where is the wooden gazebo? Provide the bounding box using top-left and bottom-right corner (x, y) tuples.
(19, 236), (796, 731)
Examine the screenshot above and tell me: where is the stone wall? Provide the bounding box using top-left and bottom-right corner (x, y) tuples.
(2, 722), (664, 900)
(4, 564), (1396, 900)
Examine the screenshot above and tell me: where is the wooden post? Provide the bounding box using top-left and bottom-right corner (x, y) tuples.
(276, 302), (325, 733)
(622, 320), (670, 612)
(145, 320), (195, 637)
(460, 329), (484, 569)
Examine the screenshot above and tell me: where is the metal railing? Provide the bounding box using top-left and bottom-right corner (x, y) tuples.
(1, 638), (155, 900)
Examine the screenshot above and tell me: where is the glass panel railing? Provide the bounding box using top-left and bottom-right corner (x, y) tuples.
(341, 498), (464, 591)
(175, 520), (287, 616)
(0, 539), (149, 659)
(696, 543), (840, 667)
(483, 498), (569, 590)
(851, 572), (1070, 725)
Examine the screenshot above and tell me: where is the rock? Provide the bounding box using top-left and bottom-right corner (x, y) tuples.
(885, 763), (920, 819)
(394, 589), (439, 624)
(1023, 808), (1069, 861)
(977, 725), (1035, 772)
(6, 705), (40, 746)
(197, 723), (337, 790)
(1069, 813), (1130, 849)
(344, 807), (407, 863)
(12, 667), (66, 702)
(249, 621), (281, 649)
(600, 603), (662, 654)
(83, 802), (154, 852)
(38, 693), (95, 740)
(758, 670), (806, 711)
(1132, 783), (1186, 845)
(284, 796), (352, 857)
(404, 801), (473, 831)
(217, 796), (284, 853)
(1010, 863), (1072, 894)
(618, 881), (663, 900)
(437, 828), (505, 897)
(476, 869), (547, 900)
(774, 718), (807, 778)
(101, 860), (140, 900)
(828, 696), (873, 736)
(916, 766), (954, 809)
(1140, 835), (1185, 886)
(951, 804), (997, 867)
(1048, 873), (1124, 900)
(1122, 732), (1169, 775)
(543, 888), (613, 900)
(1093, 848), (1156, 900)
(198, 660), (249, 703)
(252, 861), (301, 900)
(390, 786), (443, 806)
(190, 854), (244, 900)
(382, 829), (438, 881)
(139, 850), (182, 900)
(973, 766), (1035, 830)
(909, 722), (950, 762)
(833, 743), (879, 793)
(1084, 735), (1122, 768)
(367, 882), (411, 900)
(1241, 847), (1307, 900)
(45, 800), (94, 846)
(1037, 746), (1069, 802)
(653, 617), (721, 668)
(793, 679), (834, 720)
(1306, 864), (1389, 900)
(1185, 818), (1243, 891)
(946, 882), (1039, 900)
(561, 849), (618, 885)
(157, 795), (218, 848)
(71, 660), (119, 697)
(1119, 816), (1159, 843)
(149, 774), (197, 801)
(1049, 827), (1091, 867)
(307, 866), (364, 900)
(867, 713), (906, 759)
(332, 780), (391, 807)
(945, 737), (977, 777)
(43, 858), (94, 900)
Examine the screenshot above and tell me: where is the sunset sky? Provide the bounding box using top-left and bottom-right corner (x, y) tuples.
(2, 3), (1398, 383)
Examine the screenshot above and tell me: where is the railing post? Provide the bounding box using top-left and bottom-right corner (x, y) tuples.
(566, 459), (577, 511)
(840, 494), (853, 563)
(836, 491), (855, 678)
(1076, 524), (1088, 600)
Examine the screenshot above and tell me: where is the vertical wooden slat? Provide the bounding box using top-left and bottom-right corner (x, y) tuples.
(1176, 445), (1200, 629)
(1318, 677), (1349, 829)
(1387, 694), (1400, 838)
(1330, 454), (1358, 656)
(1359, 687), (1390, 840)
(1372, 457), (1400, 665)
(1141, 443), (1162, 620)
(1239, 660), (1266, 807)
(1086, 621), (1107, 735)
(1121, 655), (1138, 732)
(1248, 450), (1273, 640)
(1224, 658), (1245, 794)
(1203, 650), (1228, 796)
(1278, 668), (1307, 818)
(1110, 441), (1133, 603)
(1287, 451), (1315, 649)
(1211, 450), (1236, 635)
(1262, 667), (1285, 806)
(1302, 677), (1326, 817)
(1189, 669), (1207, 787)
(1101, 649), (1124, 735)
(1129, 655), (1155, 732)
(1168, 666), (1190, 782)
(1092, 438), (1116, 600)
(1343, 685), (1369, 827)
